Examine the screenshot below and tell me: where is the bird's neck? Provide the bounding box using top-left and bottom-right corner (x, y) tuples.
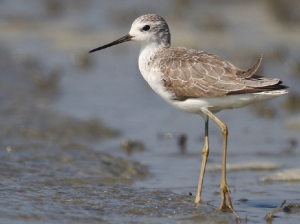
(139, 41), (169, 61)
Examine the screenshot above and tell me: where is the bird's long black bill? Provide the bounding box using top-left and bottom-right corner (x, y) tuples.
(89, 34), (133, 53)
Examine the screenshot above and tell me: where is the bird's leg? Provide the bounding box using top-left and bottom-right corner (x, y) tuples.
(201, 108), (234, 211)
(194, 115), (209, 203)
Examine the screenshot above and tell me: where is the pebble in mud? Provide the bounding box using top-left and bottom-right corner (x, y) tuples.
(177, 134), (187, 153)
(284, 203), (300, 214)
(121, 139), (145, 155)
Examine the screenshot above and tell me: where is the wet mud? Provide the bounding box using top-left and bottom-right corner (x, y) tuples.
(1, 0), (300, 223)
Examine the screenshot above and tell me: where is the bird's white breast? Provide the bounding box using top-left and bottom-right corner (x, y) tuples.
(138, 45), (174, 101)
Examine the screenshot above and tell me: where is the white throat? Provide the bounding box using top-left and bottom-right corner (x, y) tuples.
(139, 41), (161, 58)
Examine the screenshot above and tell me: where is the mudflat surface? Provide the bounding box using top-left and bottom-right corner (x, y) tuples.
(0, 1), (300, 223)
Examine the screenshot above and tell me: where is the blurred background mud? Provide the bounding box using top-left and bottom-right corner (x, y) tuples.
(0, 0), (300, 223)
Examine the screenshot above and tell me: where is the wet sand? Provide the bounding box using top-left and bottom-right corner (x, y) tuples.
(0, 1), (300, 223)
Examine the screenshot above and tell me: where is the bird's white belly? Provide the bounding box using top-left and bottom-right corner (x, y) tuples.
(170, 90), (287, 114)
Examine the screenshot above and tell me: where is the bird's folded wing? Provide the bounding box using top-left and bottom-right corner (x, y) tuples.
(159, 51), (281, 101)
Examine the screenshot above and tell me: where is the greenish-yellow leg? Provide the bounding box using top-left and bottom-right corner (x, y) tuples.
(194, 115), (209, 203)
(201, 108), (235, 211)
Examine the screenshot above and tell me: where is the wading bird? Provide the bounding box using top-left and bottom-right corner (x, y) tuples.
(89, 14), (288, 211)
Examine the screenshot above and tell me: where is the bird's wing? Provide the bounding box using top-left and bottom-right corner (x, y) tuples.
(157, 49), (281, 101)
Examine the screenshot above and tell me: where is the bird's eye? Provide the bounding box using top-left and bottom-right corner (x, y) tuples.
(142, 25), (150, 31)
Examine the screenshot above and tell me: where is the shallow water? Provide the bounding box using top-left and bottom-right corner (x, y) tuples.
(0, 0), (300, 223)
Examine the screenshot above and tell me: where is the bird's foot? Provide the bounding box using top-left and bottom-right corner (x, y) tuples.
(219, 183), (240, 218)
(219, 183), (233, 211)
